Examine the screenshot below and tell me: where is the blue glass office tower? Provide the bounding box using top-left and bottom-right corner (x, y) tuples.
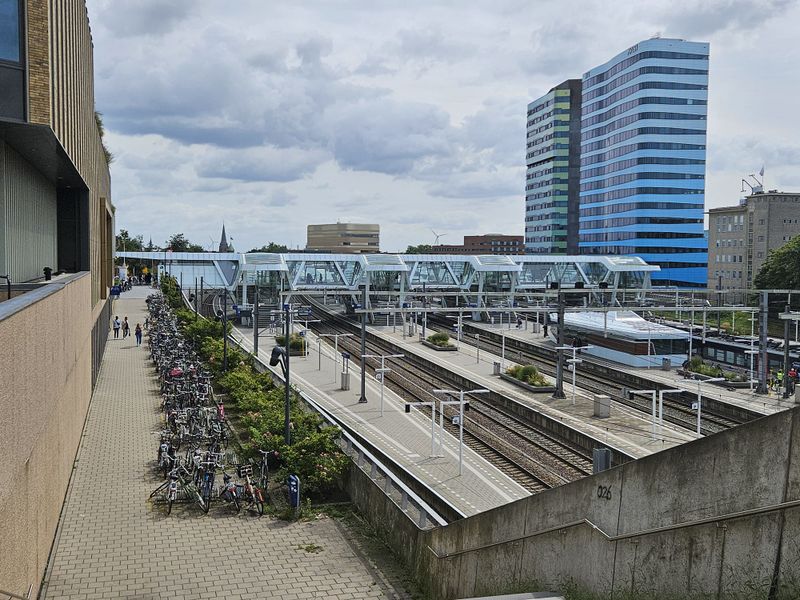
(579, 39), (709, 287)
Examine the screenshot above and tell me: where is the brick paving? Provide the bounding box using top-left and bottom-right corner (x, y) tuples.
(41, 288), (416, 600)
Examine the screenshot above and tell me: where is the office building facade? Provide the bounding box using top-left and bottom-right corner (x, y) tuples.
(708, 191), (800, 290)
(578, 38), (709, 287)
(524, 80), (582, 254)
(306, 223), (380, 253)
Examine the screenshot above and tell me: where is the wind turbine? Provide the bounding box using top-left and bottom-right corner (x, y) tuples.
(431, 229), (447, 245)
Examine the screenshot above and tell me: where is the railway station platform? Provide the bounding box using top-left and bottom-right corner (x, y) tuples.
(367, 326), (699, 460)
(466, 321), (797, 417)
(229, 325), (531, 517)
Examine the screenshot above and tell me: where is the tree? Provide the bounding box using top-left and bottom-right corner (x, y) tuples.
(116, 229), (144, 252)
(404, 244), (432, 254)
(165, 233), (204, 253)
(754, 236), (800, 289)
(95, 111), (113, 164)
(249, 242), (289, 253)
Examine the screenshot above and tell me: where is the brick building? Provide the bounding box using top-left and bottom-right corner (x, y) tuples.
(306, 222), (380, 253)
(429, 234), (524, 255)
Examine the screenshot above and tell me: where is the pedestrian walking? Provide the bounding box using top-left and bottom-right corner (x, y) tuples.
(134, 323), (142, 346)
(112, 316), (121, 339)
(122, 316), (130, 338)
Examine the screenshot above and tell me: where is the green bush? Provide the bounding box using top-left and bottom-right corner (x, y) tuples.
(506, 364), (548, 387)
(427, 332), (452, 347)
(275, 333), (307, 352)
(686, 356), (746, 382)
(160, 276), (183, 309)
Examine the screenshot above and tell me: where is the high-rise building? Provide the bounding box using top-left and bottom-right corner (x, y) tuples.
(524, 80), (582, 254)
(578, 38), (709, 287)
(708, 191), (800, 291)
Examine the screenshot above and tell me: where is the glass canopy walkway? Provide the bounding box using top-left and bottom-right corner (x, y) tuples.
(117, 251), (658, 307)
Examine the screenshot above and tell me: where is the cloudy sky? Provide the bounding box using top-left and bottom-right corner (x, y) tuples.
(87, 0), (800, 253)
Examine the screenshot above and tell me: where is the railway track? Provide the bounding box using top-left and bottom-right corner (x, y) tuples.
(427, 315), (744, 436)
(305, 305), (594, 494)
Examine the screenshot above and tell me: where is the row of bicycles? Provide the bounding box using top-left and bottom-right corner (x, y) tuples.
(146, 292), (273, 516)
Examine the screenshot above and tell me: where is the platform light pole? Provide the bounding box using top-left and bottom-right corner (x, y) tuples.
(359, 286), (368, 403)
(630, 389), (658, 440)
(658, 389), (682, 429)
(552, 292), (566, 400)
(404, 401), (438, 458)
(556, 345), (593, 405)
(362, 353), (404, 416)
(694, 378), (725, 435)
(433, 388), (487, 475)
(319, 333), (354, 382)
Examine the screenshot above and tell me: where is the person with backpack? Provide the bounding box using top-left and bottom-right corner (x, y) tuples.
(112, 316), (121, 339)
(122, 316), (130, 338)
(134, 323), (142, 346)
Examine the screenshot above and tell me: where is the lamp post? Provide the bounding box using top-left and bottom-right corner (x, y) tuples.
(556, 345), (593, 405)
(362, 353), (404, 416)
(658, 389), (683, 429)
(319, 333), (354, 383)
(404, 401), (438, 458)
(630, 389), (658, 440)
(433, 389), (487, 475)
(475, 334), (481, 364)
(268, 303), (294, 445)
(294, 318), (321, 357)
(694, 378), (725, 435)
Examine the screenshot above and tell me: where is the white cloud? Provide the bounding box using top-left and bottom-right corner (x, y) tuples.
(86, 0), (800, 251)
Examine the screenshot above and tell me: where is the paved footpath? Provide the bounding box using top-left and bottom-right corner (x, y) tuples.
(41, 287), (415, 600)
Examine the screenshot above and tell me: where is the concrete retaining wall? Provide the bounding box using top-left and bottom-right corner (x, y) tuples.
(410, 408), (800, 599)
(0, 273), (98, 598)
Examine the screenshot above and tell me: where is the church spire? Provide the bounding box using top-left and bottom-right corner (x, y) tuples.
(219, 224), (229, 252)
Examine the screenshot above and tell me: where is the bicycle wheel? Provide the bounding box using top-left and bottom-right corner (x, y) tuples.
(232, 494), (240, 513)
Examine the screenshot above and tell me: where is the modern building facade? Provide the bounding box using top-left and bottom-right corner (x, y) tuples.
(708, 191), (800, 290)
(524, 80), (582, 254)
(578, 38), (709, 287)
(306, 222), (379, 254)
(0, 1), (113, 596)
(430, 234), (524, 255)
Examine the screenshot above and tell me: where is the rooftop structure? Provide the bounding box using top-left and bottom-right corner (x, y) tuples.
(429, 234), (524, 255)
(306, 222), (380, 254)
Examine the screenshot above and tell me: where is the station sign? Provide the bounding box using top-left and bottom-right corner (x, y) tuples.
(288, 474), (301, 508)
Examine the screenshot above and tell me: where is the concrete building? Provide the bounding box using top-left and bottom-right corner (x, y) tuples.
(578, 38), (710, 287)
(0, 1), (113, 596)
(430, 234), (524, 255)
(708, 191), (800, 290)
(306, 222), (379, 254)
(525, 80), (582, 254)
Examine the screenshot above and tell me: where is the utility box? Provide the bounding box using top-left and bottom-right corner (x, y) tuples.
(593, 448), (612, 474)
(795, 385), (800, 405)
(661, 357), (671, 371)
(531, 322), (541, 333)
(493, 361), (501, 375)
(340, 372), (350, 391)
(594, 394), (611, 418)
